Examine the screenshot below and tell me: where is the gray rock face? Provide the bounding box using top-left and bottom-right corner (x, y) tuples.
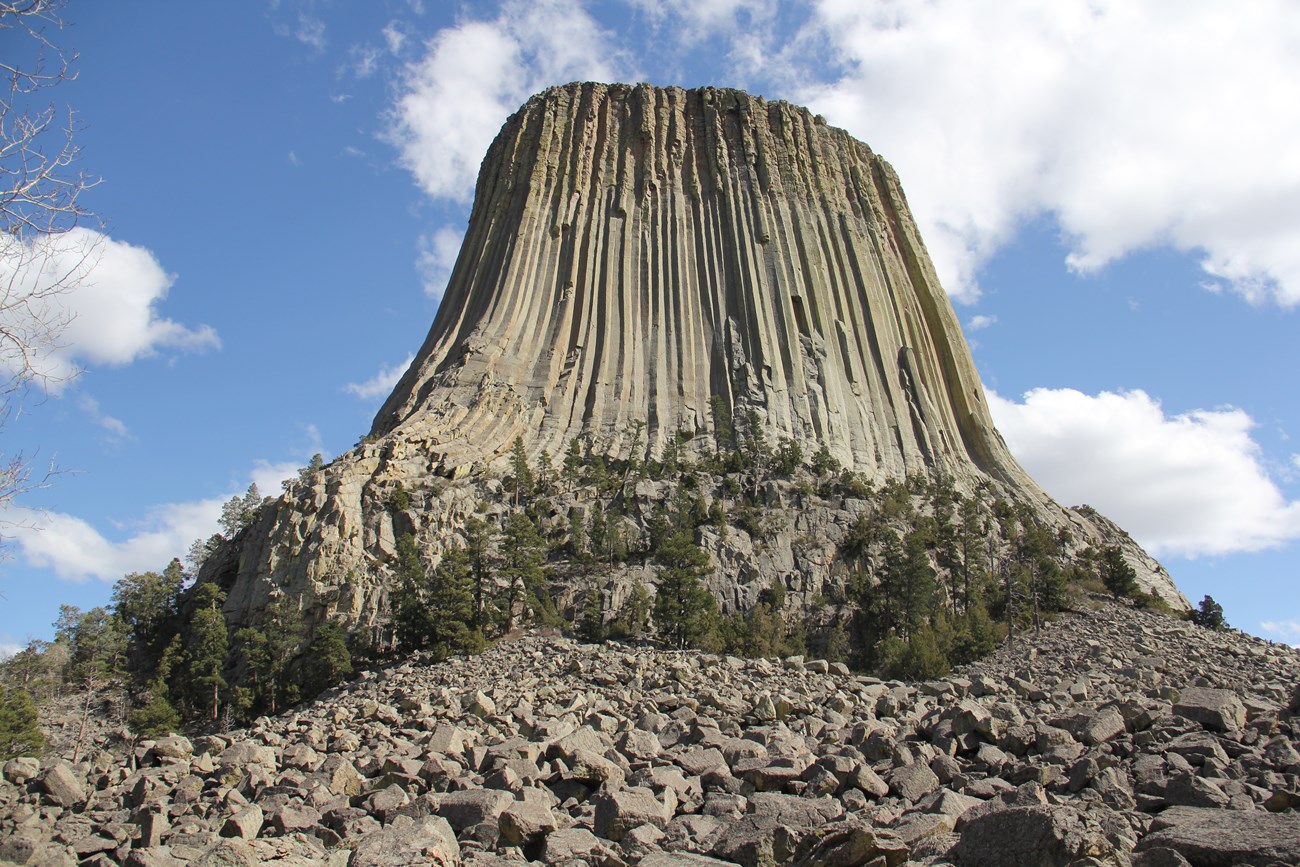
(1137, 806), (1300, 865)
(206, 82), (1184, 641)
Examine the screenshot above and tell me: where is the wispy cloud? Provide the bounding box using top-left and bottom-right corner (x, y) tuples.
(417, 226), (463, 300)
(1260, 619), (1300, 647)
(345, 354), (414, 400)
(967, 314), (998, 332)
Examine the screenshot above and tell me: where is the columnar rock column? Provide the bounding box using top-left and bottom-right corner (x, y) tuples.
(373, 82), (1029, 489)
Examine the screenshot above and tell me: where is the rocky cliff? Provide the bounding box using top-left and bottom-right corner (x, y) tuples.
(203, 82), (1186, 635)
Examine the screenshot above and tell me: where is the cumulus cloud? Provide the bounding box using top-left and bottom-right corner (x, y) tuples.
(0, 228), (219, 390)
(6, 497), (225, 583)
(987, 387), (1300, 557)
(385, 0), (630, 204)
(417, 225), (464, 299)
(3, 456), (318, 583)
(966, 315), (997, 332)
(345, 354), (414, 400)
(791, 0), (1300, 305)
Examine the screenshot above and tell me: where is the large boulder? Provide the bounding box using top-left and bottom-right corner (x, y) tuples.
(1136, 806), (1300, 865)
(1172, 688), (1246, 732)
(955, 806), (1098, 867)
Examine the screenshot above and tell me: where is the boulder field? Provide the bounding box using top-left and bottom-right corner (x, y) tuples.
(3, 599), (1297, 866)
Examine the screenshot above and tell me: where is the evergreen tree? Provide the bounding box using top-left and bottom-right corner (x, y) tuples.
(562, 438), (583, 492)
(950, 597), (998, 665)
(1100, 546), (1139, 598)
(57, 605), (128, 760)
(652, 530), (717, 648)
(709, 395), (733, 461)
(426, 547), (476, 658)
(610, 580), (651, 640)
(884, 623), (949, 680)
(128, 678), (180, 740)
(186, 533), (224, 575)
(111, 560), (185, 678)
(579, 585), (606, 643)
(774, 437), (803, 477)
(184, 583), (229, 722)
(0, 687), (44, 760)
(1190, 595), (1228, 631)
(303, 620), (352, 695)
(499, 512), (555, 628)
(810, 444), (840, 478)
(219, 483), (262, 538)
(463, 518), (493, 629)
(509, 436), (534, 505)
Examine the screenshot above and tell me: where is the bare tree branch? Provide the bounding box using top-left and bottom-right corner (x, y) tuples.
(0, 0), (94, 538)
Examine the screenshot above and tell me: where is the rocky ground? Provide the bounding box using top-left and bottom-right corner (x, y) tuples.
(3, 597), (1299, 867)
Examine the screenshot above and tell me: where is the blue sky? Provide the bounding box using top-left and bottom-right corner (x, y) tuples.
(2, 0), (1298, 651)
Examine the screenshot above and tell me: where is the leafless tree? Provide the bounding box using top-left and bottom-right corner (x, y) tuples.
(0, 0), (99, 526)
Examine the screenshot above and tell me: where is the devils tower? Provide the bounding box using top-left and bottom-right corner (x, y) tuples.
(206, 82), (1185, 636)
(375, 82), (1020, 485)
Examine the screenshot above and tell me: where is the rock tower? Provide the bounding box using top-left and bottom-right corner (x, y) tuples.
(375, 82), (1023, 487)
(207, 82), (1185, 632)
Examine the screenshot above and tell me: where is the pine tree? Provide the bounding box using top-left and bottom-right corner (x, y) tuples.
(111, 560), (185, 678)
(1190, 595), (1228, 631)
(57, 605), (128, 761)
(652, 530), (717, 648)
(1100, 546), (1139, 598)
(303, 621), (352, 695)
(709, 395), (732, 461)
(499, 512), (554, 628)
(426, 547), (476, 658)
(510, 436), (534, 505)
(0, 687), (44, 760)
(579, 585), (606, 643)
(128, 678), (180, 740)
(463, 518), (493, 629)
(562, 438), (583, 492)
(184, 583), (228, 722)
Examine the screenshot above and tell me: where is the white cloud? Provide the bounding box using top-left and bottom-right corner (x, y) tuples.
(76, 393), (130, 440)
(296, 12), (327, 51)
(1260, 619), (1300, 647)
(347, 43), (383, 79)
(0, 228), (219, 390)
(345, 354), (414, 400)
(417, 225), (464, 299)
(792, 0), (1300, 305)
(381, 21), (408, 54)
(630, 0), (775, 37)
(988, 387), (1300, 557)
(385, 0), (629, 204)
(2, 457), (313, 583)
(251, 459), (303, 496)
(966, 314), (997, 332)
(6, 498), (225, 582)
